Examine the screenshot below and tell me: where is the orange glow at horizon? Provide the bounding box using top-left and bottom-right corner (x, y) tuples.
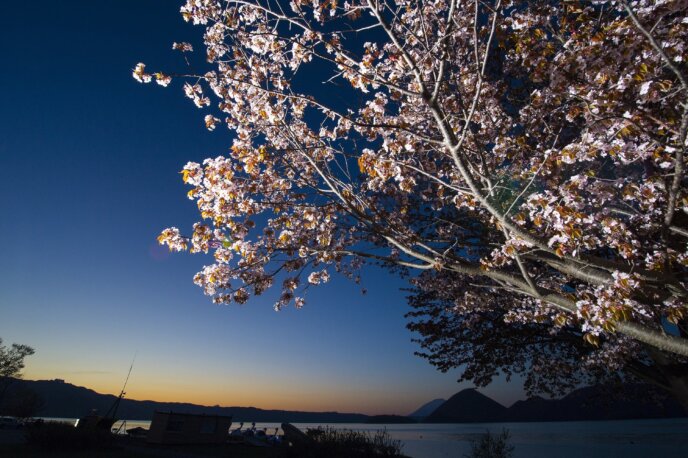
(24, 367), (420, 416)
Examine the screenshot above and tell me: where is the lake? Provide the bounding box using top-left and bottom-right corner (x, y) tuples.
(49, 417), (688, 458)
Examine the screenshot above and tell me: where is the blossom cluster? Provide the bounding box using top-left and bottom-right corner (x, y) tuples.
(140, 0), (688, 363)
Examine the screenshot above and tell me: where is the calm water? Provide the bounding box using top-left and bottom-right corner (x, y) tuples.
(46, 417), (688, 458)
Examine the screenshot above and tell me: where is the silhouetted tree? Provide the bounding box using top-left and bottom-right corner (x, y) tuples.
(0, 338), (35, 409)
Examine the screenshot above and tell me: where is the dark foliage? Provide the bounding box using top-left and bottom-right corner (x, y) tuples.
(405, 272), (622, 398)
(465, 429), (514, 458)
(405, 269), (688, 410)
(285, 427), (404, 458)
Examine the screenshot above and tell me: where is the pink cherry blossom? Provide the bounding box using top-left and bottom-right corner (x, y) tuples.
(139, 0), (688, 393)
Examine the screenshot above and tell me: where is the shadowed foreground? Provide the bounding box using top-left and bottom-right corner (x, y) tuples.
(0, 432), (282, 458)
(0, 424), (411, 458)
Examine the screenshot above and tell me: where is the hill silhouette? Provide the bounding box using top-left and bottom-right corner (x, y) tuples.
(503, 384), (686, 422)
(7, 379), (686, 424)
(424, 385), (686, 423)
(426, 389), (506, 423)
(4, 379), (369, 423)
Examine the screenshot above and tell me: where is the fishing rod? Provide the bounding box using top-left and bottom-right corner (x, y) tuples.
(104, 353), (137, 420)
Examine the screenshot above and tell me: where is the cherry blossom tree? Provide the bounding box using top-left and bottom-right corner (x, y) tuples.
(137, 0), (688, 404)
(406, 269), (688, 408)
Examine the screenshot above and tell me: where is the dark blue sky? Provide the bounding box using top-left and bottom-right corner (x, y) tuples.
(0, 0), (522, 414)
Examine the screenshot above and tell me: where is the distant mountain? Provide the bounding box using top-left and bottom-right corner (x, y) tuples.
(3, 379), (369, 423)
(426, 389), (507, 423)
(408, 398), (445, 418)
(6, 379), (685, 424)
(424, 385), (686, 423)
(503, 384), (686, 422)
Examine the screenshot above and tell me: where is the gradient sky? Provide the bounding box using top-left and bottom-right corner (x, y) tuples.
(0, 0), (524, 415)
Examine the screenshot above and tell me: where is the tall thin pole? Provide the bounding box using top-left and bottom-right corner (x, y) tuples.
(105, 353), (136, 420)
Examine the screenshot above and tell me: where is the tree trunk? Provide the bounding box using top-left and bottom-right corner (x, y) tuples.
(0, 377), (12, 413)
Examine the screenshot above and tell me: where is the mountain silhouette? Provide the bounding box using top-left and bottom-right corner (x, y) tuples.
(7, 379), (685, 424)
(503, 384), (686, 422)
(3, 378), (369, 423)
(423, 385), (685, 423)
(408, 398), (445, 418)
(426, 389), (506, 423)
